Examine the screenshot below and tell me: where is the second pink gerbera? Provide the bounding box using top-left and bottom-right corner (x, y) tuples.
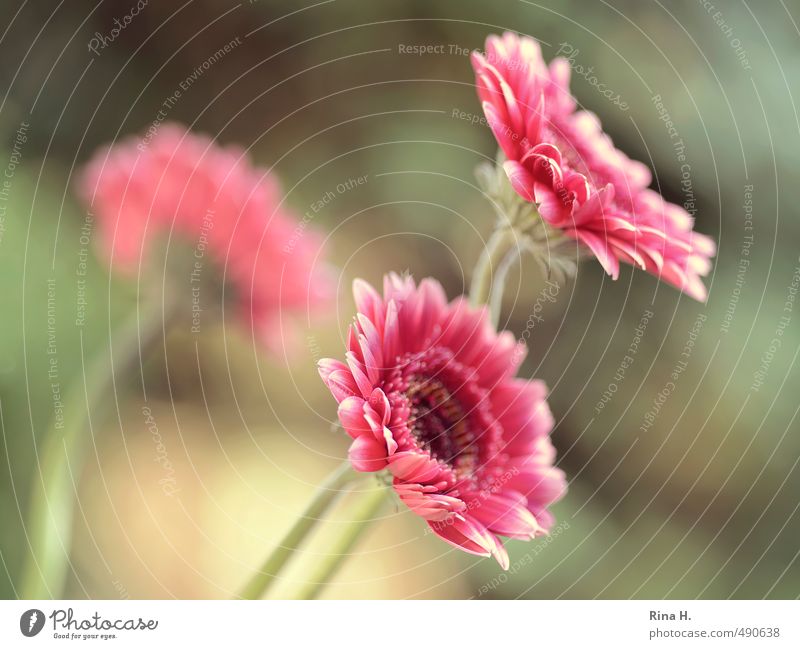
(472, 32), (716, 301)
(79, 123), (332, 348)
(319, 274), (566, 568)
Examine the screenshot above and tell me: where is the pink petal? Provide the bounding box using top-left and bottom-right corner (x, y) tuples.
(323, 369), (359, 403)
(382, 299), (400, 367)
(348, 436), (387, 472)
(345, 351), (374, 398)
(352, 278), (384, 325)
(337, 396), (369, 439)
(388, 451), (444, 483)
(503, 160), (535, 201)
(471, 493), (543, 539)
(573, 229), (620, 279)
(318, 358), (349, 383)
(429, 515), (510, 569)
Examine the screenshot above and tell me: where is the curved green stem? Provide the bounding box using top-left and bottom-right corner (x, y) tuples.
(295, 482), (389, 600)
(470, 227), (518, 318)
(238, 461), (356, 600)
(488, 243), (522, 328)
(19, 289), (179, 599)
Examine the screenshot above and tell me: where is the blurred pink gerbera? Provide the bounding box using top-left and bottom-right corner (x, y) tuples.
(319, 274), (566, 568)
(472, 32), (715, 301)
(79, 123), (332, 346)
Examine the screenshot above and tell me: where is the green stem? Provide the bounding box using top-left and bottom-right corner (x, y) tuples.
(488, 244), (522, 329)
(19, 289), (179, 599)
(470, 226), (518, 318)
(238, 461), (356, 600)
(295, 482), (389, 600)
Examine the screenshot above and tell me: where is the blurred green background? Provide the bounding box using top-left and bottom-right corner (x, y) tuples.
(1, 0), (798, 599)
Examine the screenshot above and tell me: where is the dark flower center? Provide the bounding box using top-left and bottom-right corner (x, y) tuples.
(406, 377), (479, 478)
(385, 347), (502, 480)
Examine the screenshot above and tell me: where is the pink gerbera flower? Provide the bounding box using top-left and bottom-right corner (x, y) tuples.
(78, 123), (332, 347)
(319, 274), (566, 568)
(472, 32), (716, 301)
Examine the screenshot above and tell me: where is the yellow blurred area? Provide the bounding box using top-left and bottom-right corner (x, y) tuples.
(74, 398), (469, 599)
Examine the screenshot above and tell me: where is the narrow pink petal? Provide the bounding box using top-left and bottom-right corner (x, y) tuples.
(453, 515), (510, 570)
(482, 101), (521, 160)
(412, 278), (447, 344)
(318, 358), (349, 383)
(358, 333), (381, 384)
(395, 483), (465, 521)
(427, 518), (492, 558)
(471, 493), (543, 539)
(388, 451), (444, 483)
(352, 278), (384, 325)
(367, 388), (391, 424)
(348, 436), (387, 472)
(363, 403), (398, 454)
(337, 396), (369, 439)
(324, 369), (359, 403)
(382, 299), (400, 368)
(572, 229), (620, 279)
(503, 160), (535, 201)
(610, 238), (647, 270)
(345, 351), (374, 398)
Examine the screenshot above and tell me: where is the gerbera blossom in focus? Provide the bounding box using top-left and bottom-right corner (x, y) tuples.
(78, 123), (332, 346)
(319, 274), (566, 568)
(472, 32), (715, 301)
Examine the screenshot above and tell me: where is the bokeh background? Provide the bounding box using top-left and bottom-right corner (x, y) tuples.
(1, 0), (798, 599)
